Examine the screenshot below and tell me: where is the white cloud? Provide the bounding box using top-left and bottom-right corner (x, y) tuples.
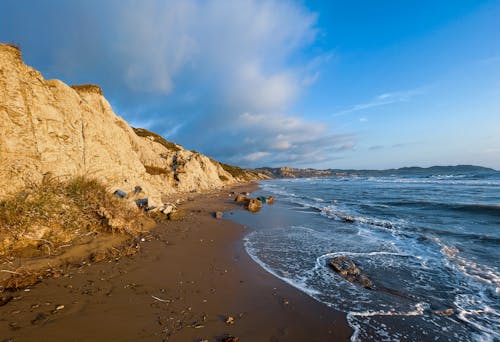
(243, 151), (271, 161)
(302, 71), (320, 86)
(4, 0), (350, 167)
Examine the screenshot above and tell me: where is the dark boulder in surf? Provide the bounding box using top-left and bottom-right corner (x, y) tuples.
(328, 256), (374, 289)
(343, 216), (355, 223)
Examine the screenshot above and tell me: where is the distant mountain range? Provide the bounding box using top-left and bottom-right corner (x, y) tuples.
(254, 165), (497, 179)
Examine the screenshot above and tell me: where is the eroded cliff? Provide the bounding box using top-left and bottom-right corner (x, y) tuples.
(0, 44), (263, 207)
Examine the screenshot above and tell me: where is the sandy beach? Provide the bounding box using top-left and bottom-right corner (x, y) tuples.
(0, 184), (351, 341)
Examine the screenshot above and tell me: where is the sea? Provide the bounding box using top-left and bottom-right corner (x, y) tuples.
(229, 169), (500, 341)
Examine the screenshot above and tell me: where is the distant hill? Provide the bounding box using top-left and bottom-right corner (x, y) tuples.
(255, 165), (497, 179)
(329, 165), (497, 176)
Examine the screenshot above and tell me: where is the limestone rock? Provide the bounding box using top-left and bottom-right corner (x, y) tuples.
(246, 198), (262, 213)
(234, 194), (249, 203)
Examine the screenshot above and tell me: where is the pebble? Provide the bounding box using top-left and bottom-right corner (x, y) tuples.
(225, 316), (234, 325)
(55, 304), (65, 311)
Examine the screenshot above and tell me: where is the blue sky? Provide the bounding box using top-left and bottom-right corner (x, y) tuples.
(1, 0), (499, 169)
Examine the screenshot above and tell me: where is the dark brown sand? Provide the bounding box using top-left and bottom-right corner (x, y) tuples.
(0, 184), (352, 341)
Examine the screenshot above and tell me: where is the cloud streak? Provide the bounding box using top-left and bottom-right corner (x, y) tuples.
(332, 87), (427, 117)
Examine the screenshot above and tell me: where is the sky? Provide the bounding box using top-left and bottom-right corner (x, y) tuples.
(1, 0), (499, 170)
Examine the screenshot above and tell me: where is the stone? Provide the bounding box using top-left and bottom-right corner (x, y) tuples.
(343, 216), (355, 223)
(234, 194), (249, 203)
(328, 256), (374, 289)
(266, 196), (275, 204)
(225, 316), (234, 325)
(358, 275), (374, 289)
(220, 335), (239, 342)
(215, 211), (223, 219)
(434, 308), (454, 316)
(257, 196), (267, 203)
(161, 204), (175, 215)
(0, 295), (13, 307)
(31, 312), (48, 325)
(135, 198), (149, 209)
(113, 189), (127, 198)
(246, 198), (262, 213)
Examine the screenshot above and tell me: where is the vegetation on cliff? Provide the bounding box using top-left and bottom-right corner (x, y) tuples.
(132, 127), (181, 152)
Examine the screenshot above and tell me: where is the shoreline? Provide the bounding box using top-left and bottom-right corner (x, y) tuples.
(0, 183), (351, 341)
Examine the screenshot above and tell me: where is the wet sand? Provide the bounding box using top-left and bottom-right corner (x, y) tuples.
(0, 184), (352, 341)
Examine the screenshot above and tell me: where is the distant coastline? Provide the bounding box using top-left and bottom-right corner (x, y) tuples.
(254, 164), (497, 179)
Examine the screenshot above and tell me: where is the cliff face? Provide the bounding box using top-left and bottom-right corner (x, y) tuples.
(0, 44), (262, 206)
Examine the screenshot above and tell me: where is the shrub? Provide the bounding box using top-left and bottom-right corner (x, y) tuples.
(132, 127), (181, 152)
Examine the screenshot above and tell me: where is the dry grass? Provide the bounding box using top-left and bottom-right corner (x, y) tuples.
(220, 162), (257, 180)
(71, 84), (103, 95)
(133, 127), (181, 152)
(0, 176), (143, 258)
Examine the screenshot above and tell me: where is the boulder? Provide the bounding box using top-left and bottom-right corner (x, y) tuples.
(434, 308), (454, 316)
(266, 196), (275, 204)
(113, 189), (127, 198)
(135, 198), (148, 209)
(235, 194), (249, 203)
(246, 198), (262, 213)
(161, 204), (175, 215)
(328, 256), (373, 289)
(358, 275), (374, 289)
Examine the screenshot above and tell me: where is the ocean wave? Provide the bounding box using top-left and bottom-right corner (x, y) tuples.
(243, 231), (322, 297)
(435, 238), (500, 287)
(318, 204), (405, 232)
(434, 238), (500, 340)
(251, 177), (500, 341)
(366, 177), (500, 186)
(386, 200), (500, 216)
